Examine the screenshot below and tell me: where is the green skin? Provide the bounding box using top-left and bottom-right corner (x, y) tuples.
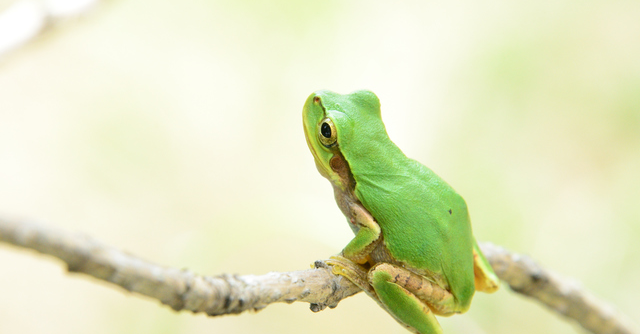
(302, 90), (499, 334)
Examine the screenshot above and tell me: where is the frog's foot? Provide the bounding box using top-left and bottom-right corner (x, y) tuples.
(368, 263), (461, 334)
(473, 242), (500, 293)
(325, 255), (374, 295)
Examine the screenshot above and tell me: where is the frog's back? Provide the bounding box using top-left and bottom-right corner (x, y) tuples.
(353, 155), (476, 308)
(324, 89), (476, 306)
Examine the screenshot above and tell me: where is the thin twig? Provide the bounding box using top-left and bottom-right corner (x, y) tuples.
(0, 217), (637, 334)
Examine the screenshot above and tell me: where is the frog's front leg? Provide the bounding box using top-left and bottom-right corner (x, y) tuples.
(369, 263), (459, 334)
(341, 203), (381, 264)
(324, 200), (380, 295)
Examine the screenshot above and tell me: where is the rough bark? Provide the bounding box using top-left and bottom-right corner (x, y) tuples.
(0, 218), (637, 334)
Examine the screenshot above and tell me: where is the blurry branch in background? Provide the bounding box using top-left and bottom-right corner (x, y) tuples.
(0, 218), (637, 334)
(481, 243), (638, 334)
(0, 0), (102, 59)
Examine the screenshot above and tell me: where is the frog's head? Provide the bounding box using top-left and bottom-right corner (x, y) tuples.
(302, 89), (383, 191)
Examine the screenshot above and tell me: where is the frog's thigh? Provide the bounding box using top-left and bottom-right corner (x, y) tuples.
(369, 265), (443, 334)
(370, 263), (457, 317)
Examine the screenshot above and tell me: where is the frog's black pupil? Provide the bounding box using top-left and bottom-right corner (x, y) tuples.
(321, 122), (332, 138)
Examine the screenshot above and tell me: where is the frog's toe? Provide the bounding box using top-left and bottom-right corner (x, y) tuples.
(325, 256), (372, 293)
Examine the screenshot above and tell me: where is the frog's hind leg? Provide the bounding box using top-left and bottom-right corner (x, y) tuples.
(368, 263), (458, 334)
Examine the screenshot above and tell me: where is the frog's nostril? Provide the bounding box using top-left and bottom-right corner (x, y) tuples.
(314, 96), (321, 103)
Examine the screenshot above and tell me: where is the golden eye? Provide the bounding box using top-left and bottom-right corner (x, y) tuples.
(318, 117), (337, 148)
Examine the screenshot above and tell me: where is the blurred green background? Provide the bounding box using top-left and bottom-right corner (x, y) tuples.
(1, 1), (639, 333)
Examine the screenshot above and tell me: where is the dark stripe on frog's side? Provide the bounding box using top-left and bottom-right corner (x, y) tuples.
(328, 151), (370, 237)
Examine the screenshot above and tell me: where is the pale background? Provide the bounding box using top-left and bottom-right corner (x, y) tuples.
(1, 1), (639, 333)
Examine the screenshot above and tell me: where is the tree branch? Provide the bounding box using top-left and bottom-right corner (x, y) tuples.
(480, 243), (637, 334)
(0, 217), (637, 334)
(0, 217), (361, 314)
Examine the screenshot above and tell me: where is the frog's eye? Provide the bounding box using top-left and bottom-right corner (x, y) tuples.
(318, 117), (337, 148)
